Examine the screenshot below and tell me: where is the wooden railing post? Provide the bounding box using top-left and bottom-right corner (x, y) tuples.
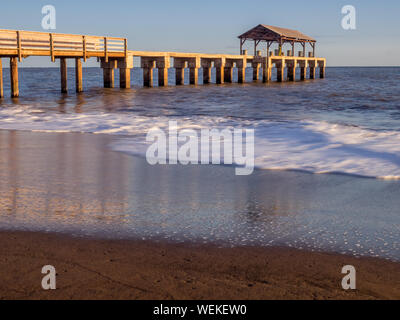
(16, 31), (22, 61)
(83, 36), (87, 62)
(50, 33), (55, 62)
(124, 38), (128, 61)
(0, 58), (3, 98)
(104, 37), (108, 62)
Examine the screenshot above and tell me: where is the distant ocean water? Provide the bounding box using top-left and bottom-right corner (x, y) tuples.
(1, 67), (400, 178)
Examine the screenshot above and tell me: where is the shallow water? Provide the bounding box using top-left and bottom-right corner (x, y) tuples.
(0, 131), (399, 261)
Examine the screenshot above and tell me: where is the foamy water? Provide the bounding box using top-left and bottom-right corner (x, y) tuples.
(1, 67), (400, 179)
(1, 105), (400, 179)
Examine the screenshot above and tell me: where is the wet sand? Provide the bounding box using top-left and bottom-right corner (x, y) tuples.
(0, 230), (399, 300)
(0, 129), (399, 299)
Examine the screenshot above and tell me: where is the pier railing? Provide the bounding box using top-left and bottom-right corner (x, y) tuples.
(0, 29), (127, 61)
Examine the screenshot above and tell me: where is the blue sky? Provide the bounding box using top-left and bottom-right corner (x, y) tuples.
(1, 0), (399, 66)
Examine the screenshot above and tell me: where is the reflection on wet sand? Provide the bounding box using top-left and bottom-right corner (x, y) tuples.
(0, 130), (399, 261)
(0, 130), (129, 228)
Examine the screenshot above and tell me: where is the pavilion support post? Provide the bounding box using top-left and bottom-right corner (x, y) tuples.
(75, 58), (83, 92)
(237, 58), (246, 83)
(262, 57), (271, 83)
(215, 58), (225, 84)
(60, 57), (67, 93)
(287, 60), (296, 81)
(141, 59), (155, 87)
(252, 62), (260, 81)
(0, 59), (3, 98)
(189, 57), (200, 85)
(156, 56), (170, 87)
(276, 60), (284, 82)
(101, 58), (117, 88)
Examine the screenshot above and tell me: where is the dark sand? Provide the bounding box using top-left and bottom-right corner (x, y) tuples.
(0, 230), (399, 300)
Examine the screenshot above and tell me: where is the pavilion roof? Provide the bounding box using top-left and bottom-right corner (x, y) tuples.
(238, 24), (316, 43)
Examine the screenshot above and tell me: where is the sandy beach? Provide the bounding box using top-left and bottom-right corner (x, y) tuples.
(0, 129), (399, 300)
(0, 230), (399, 300)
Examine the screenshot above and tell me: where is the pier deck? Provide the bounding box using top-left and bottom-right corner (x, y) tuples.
(0, 29), (326, 98)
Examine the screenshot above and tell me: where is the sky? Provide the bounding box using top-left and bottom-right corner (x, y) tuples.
(1, 0), (399, 67)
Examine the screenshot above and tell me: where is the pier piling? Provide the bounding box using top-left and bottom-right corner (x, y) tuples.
(118, 58), (133, 88)
(287, 60), (296, 81)
(141, 59), (155, 87)
(119, 68), (130, 88)
(174, 59), (186, 85)
(252, 62), (260, 81)
(60, 58), (68, 93)
(157, 56), (170, 87)
(10, 57), (19, 97)
(201, 60), (212, 84)
(189, 57), (200, 85)
(215, 58), (225, 84)
(262, 58), (271, 83)
(224, 62), (233, 83)
(300, 61), (307, 80)
(237, 59), (246, 83)
(101, 59), (117, 88)
(276, 61), (284, 82)
(75, 58), (83, 93)
(309, 61), (316, 79)
(319, 61), (325, 78)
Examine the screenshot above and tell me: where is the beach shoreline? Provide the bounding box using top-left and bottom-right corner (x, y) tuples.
(0, 230), (398, 300)
(0, 129), (399, 299)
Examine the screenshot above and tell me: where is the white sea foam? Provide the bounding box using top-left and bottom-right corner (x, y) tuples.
(1, 106), (400, 179)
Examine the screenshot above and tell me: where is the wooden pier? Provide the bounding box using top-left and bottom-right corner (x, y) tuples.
(0, 25), (326, 98)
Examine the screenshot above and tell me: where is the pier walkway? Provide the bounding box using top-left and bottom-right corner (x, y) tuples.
(0, 29), (326, 98)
